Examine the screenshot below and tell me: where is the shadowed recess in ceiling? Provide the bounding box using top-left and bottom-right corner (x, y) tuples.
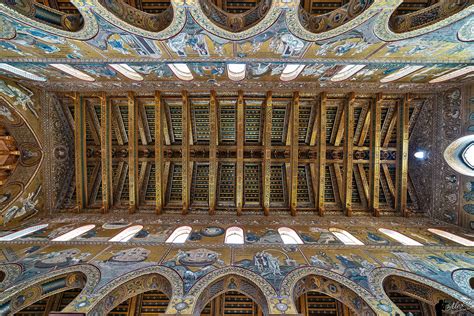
(298, 0), (374, 33)
(389, 0), (473, 33)
(2, 0), (84, 31)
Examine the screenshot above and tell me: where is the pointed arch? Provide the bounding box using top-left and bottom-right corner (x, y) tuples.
(280, 267), (383, 315)
(369, 268), (474, 312)
(187, 267), (277, 316)
(83, 266), (182, 315)
(0, 264), (100, 315)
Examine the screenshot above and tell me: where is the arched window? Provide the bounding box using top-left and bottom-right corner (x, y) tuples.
(329, 228), (364, 245)
(0, 64), (46, 82)
(225, 227), (244, 244)
(427, 229), (474, 247)
(378, 228), (422, 246)
(330, 64), (366, 82)
(227, 64), (246, 81)
(52, 225), (96, 242)
(109, 64), (144, 81)
(430, 66), (474, 83)
(380, 65), (424, 83)
(165, 226), (192, 243)
(168, 64), (193, 81)
(109, 225), (144, 242)
(278, 227), (304, 244)
(0, 224), (49, 241)
(280, 64), (305, 81)
(50, 64), (95, 82)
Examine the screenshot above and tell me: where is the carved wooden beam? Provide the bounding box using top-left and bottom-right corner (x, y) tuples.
(128, 91), (139, 213)
(317, 92), (327, 216)
(209, 90), (218, 215)
(262, 91), (272, 216)
(369, 93), (382, 216)
(290, 92), (300, 216)
(73, 92), (87, 210)
(155, 91), (163, 214)
(236, 90), (244, 216)
(343, 92), (355, 216)
(396, 94), (410, 216)
(100, 92), (113, 213)
(182, 90), (190, 214)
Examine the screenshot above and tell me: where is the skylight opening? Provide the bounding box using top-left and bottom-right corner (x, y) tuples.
(109, 64), (143, 81)
(227, 64), (246, 81)
(278, 227), (304, 244)
(428, 228), (474, 247)
(280, 64), (305, 81)
(109, 225), (144, 242)
(330, 228), (364, 245)
(330, 64), (366, 82)
(165, 226), (192, 243)
(168, 63), (193, 81)
(52, 225), (96, 242)
(0, 224), (49, 241)
(225, 226), (244, 244)
(50, 64), (95, 82)
(429, 66), (474, 83)
(378, 228), (423, 246)
(0, 63), (46, 81)
(380, 65), (424, 83)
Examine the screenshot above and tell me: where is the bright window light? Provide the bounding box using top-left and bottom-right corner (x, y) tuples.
(429, 66), (474, 83)
(0, 224), (49, 241)
(330, 64), (366, 82)
(227, 64), (246, 81)
(380, 65), (424, 83)
(0, 63), (46, 81)
(378, 228), (423, 246)
(280, 64), (305, 81)
(428, 229), (474, 247)
(168, 63), (193, 81)
(109, 225), (143, 242)
(330, 228), (364, 245)
(52, 225), (96, 242)
(165, 226), (192, 243)
(50, 64), (95, 82)
(414, 151), (426, 159)
(278, 227), (304, 244)
(109, 64), (143, 81)
(225, 226), (244, 244)
(462, 143), (474, 169)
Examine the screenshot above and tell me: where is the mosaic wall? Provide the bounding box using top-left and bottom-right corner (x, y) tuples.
(0, 216), (473, 315)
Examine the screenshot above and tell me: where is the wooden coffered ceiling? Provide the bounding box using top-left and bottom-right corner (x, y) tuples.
(56, 90), (423, 217)
(34, 0), (436, 15)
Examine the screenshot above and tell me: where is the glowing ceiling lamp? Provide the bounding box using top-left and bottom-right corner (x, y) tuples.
(380, 65), (424, 83)
(429, 66), (474, 83)
(50, 63), (95, 82)
(330, 64), (366, 82)
(168, 63), (193, 81)
(227, 63), (246, 81)
(0, 63), (46, 81)
(280, 64), (305, 81)
(109, 64), (143, 81)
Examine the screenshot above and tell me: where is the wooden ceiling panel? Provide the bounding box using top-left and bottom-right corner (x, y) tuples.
(68, 91), (421, 216)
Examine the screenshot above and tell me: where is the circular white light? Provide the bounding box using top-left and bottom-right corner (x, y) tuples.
(414, 151), (425, 159)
